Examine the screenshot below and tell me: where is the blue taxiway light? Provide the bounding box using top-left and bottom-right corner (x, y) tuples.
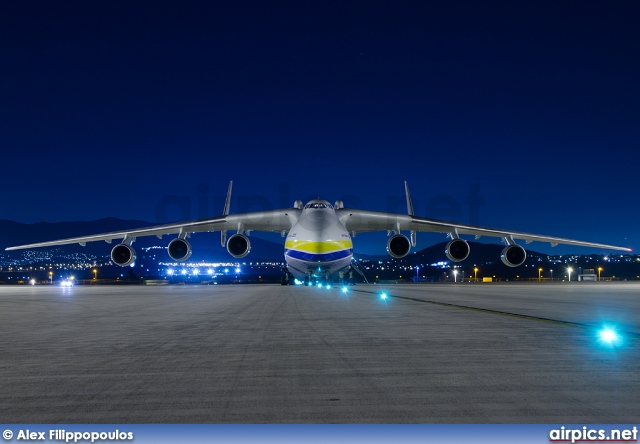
(599, 328), (619, 344)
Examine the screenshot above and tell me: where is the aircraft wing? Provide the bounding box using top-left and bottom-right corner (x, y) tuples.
(5, 209), (301, 251)
(336, 209), (631, 251)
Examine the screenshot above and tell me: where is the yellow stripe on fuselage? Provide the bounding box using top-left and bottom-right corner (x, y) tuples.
(284, 239), (353, 253)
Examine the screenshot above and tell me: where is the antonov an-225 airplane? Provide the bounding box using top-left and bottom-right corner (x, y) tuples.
(6, 181), (631, 284)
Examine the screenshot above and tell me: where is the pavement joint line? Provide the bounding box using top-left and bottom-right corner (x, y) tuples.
(350, 288), (640, 339)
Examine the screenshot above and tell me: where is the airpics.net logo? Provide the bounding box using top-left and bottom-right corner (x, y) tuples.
(549, 426), (638, 443)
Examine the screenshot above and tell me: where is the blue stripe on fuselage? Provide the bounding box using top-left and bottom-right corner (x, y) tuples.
(285, 248), (353, 262)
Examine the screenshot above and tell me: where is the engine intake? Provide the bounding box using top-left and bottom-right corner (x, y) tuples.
(227, 234), (251, 258)
(387, 234), (411, 259)
(111, 244), (136, 267)
(501, 244), (527, 267)
(445, 239), (470, 262)
(168, 238), (192, 262)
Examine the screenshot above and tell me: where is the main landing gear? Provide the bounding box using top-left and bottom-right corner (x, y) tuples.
(280, 268), (294, 285)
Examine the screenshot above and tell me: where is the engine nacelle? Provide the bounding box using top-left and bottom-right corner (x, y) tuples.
(501, 244), (527, 267)
(387, 234), (411, 259)
(111, 244), (136, 267)
(168, 238), (192, 262)
(445, 239), (470, 262)
(227, 234), (251, 258)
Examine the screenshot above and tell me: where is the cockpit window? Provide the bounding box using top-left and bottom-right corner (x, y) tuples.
(304, 202), (333, 209)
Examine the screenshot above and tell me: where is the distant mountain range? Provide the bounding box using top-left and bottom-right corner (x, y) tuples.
(0, 218), (640, 279)
(3, 217), (637, 280)
(1, 217), (551, 264)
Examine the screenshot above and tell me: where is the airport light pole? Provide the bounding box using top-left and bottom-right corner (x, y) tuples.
(416, 266), (419, 283)
(93, 269), (97, 280)
(474, 267), (478, 282)
(550, 269), (553, 281)
(49, 271), (53, 285)
(453, 269), (458, 283)
(598, 267), (603, 281)
(538, 268), (543, 281)
(567, 267), (572, 282)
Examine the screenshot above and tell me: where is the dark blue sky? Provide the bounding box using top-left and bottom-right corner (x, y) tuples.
(1, 1), (638, 254)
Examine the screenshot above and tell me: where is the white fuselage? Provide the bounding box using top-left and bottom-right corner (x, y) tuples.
(284, 200), (353, 279)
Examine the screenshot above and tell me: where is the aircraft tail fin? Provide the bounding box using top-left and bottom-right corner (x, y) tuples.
(404, 181), (414, 216)
(405, 181), (417, 247)
(221, 181), (233, 246)
(223, 181), (233, 216)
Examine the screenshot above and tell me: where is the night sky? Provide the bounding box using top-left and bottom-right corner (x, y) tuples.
(1, 1), (638, 255)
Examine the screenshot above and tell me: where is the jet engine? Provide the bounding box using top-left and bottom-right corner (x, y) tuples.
(168, 238), (192, 262)
(501, 244), (527, 267)
(227, 234), (251, 258)
(387, 234), (411, 259)
(445, 239), (470, 262)
(111, 244), (136, 267)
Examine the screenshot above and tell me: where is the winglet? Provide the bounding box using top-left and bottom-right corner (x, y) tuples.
(221, 180), (233, 247)
(404, 181), (414, 216)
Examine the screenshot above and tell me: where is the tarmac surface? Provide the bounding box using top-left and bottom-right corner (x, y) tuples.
(1, 282), (639, 423)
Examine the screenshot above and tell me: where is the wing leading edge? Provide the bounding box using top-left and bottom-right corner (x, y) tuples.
(5, 209), (301, 251)
(337, 209), (631, 252)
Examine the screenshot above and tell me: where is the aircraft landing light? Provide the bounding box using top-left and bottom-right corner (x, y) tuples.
(317, 283), (323, 288)
(326, 284), (331, 289)
(380, 293), (388, 300)
(341, 286), (348, 293)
